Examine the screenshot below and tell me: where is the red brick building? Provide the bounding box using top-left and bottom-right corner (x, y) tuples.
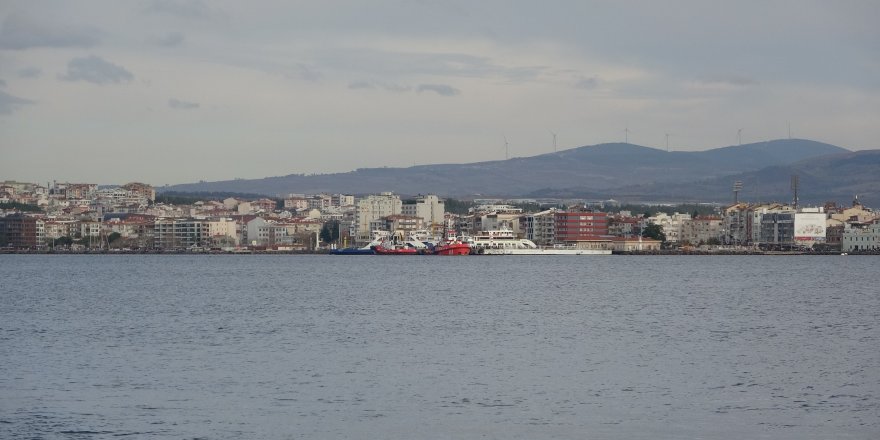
(0, 214), (44, 249)
(554, 211), (609, 242)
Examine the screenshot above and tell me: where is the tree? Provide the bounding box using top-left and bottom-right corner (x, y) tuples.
(52, 236), (73, 247)
(642, 223), (666, 242)
(108, 232), (122, 244)
(320, 220), (340, 244)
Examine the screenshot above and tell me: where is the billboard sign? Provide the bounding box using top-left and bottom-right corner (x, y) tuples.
(794, 212), (826, 242)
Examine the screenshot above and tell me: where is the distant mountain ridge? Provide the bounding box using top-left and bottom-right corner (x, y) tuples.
(161, 139), (873, 204)
(594, 149), (880, 206)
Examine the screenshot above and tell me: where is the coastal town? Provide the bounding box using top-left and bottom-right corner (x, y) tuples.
(1, 180), (878, 254)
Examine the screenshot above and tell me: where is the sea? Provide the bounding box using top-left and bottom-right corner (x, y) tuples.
(1, 254), (878, 439)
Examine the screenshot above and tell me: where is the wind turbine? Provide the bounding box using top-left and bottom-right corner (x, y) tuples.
(549, 130), (558, 152)
(503, 135), (509, 160)
(737, 128), (743, 146)
(624, 125), (631, 144)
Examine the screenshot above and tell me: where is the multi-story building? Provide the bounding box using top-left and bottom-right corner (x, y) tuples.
(383, 215), (424, 238)
(520, 209), (557, 246)
(0, 214), (45, 249)
(646, 212), (690, 244)
(401, 194), (445, 231)
(205, 218), (238, 247)
(555, 210), (609, 243)
(284, 197), (309, 210)
(680, 216), (723, 245)
(842, 221), (880, 252)
(154, 218), (210, 249)
(355, 192), (402, 243)
(246, 217), (293, 247)
(121, 182), (156, 202)
(721, 203), (750, 245)
(608, 215), (642, 237)
(52, 182), (97, 200)
(334, 194), (355, 207)
(759, 212), (795, 247)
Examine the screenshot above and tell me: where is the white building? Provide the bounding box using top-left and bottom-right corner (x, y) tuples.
(520, 209), (557, 245)
(246, 217), (290, 247)
(842, 222), (880, 252)
(355, 192), (402, 242)
(646, 212), (691, 243)
(206, 218), (239, 246)
(401, 194), (445, 230)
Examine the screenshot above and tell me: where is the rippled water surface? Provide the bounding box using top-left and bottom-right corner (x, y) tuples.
(1, 255), (878, 439)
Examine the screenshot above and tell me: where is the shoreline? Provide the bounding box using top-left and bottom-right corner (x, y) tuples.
(1, 249), (876, 256)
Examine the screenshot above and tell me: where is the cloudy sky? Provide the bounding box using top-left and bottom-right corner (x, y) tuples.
(1, 1), (878, 186)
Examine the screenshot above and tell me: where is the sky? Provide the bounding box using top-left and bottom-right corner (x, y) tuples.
(1, 0), (878, 186)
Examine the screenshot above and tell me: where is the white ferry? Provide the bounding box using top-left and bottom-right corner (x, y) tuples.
(468, 229), (611, 255)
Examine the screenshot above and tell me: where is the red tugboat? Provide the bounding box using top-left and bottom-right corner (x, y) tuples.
(432, 231), (471, 256)
(433, 241), (471, 255)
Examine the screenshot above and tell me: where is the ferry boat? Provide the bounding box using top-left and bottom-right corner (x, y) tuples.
(468, 229), (611, 255)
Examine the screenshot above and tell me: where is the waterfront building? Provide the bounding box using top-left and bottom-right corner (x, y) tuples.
(611, 236), (662, 252)
(759, 211), (795, 247)
(555, 210), (609, 243)
(680, 216), (723, 245)
(841, 221), (880, 252)
(154, 218), (210, 249)
(520, 209), (557, 246)
(0, 214), (45, 249)
(721, 203), (750, 245)
(793, 208), (827, 248)
(646, 212), (690, 243)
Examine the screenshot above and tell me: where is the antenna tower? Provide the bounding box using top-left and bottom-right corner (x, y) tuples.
(733, 181), (743, 204)
(737, 128), (743, 146)
(550, 131), (557, 152)
(503, 136), (509, 160)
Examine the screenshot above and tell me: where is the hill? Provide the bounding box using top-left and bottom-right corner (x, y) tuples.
(162, 139), (849, 198)
(594, 150), (880, 206)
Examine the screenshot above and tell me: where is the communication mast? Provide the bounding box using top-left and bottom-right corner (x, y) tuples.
(733, 181), (743, 204)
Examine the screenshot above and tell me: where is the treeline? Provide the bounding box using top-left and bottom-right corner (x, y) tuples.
(617, 203), (717, 218)
(0, 202), (43, 212)
(155, 191), (273, 205)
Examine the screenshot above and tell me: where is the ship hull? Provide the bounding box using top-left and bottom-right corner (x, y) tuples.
(481, 248), (611, 255)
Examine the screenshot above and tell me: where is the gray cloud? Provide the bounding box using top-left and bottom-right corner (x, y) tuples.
(348, 81), (374, 90)
(348, 81), (411, 92)
(143, 0), (225, 21)
(416, 84), (460, 96)
(0, 90), (34, 114)
(60, 56), (134, 85)
(152, 32), (185, 47)
(318, 48), (544, 83)
(574, 77), (599, 89)
(697, 75), (760, 87)
(0, 79), (6, 87)
(291, 63), (322, 82)
(168, 98), (199, 109)
(0, 12), (100, 50)
(17, 67), (42, 78)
